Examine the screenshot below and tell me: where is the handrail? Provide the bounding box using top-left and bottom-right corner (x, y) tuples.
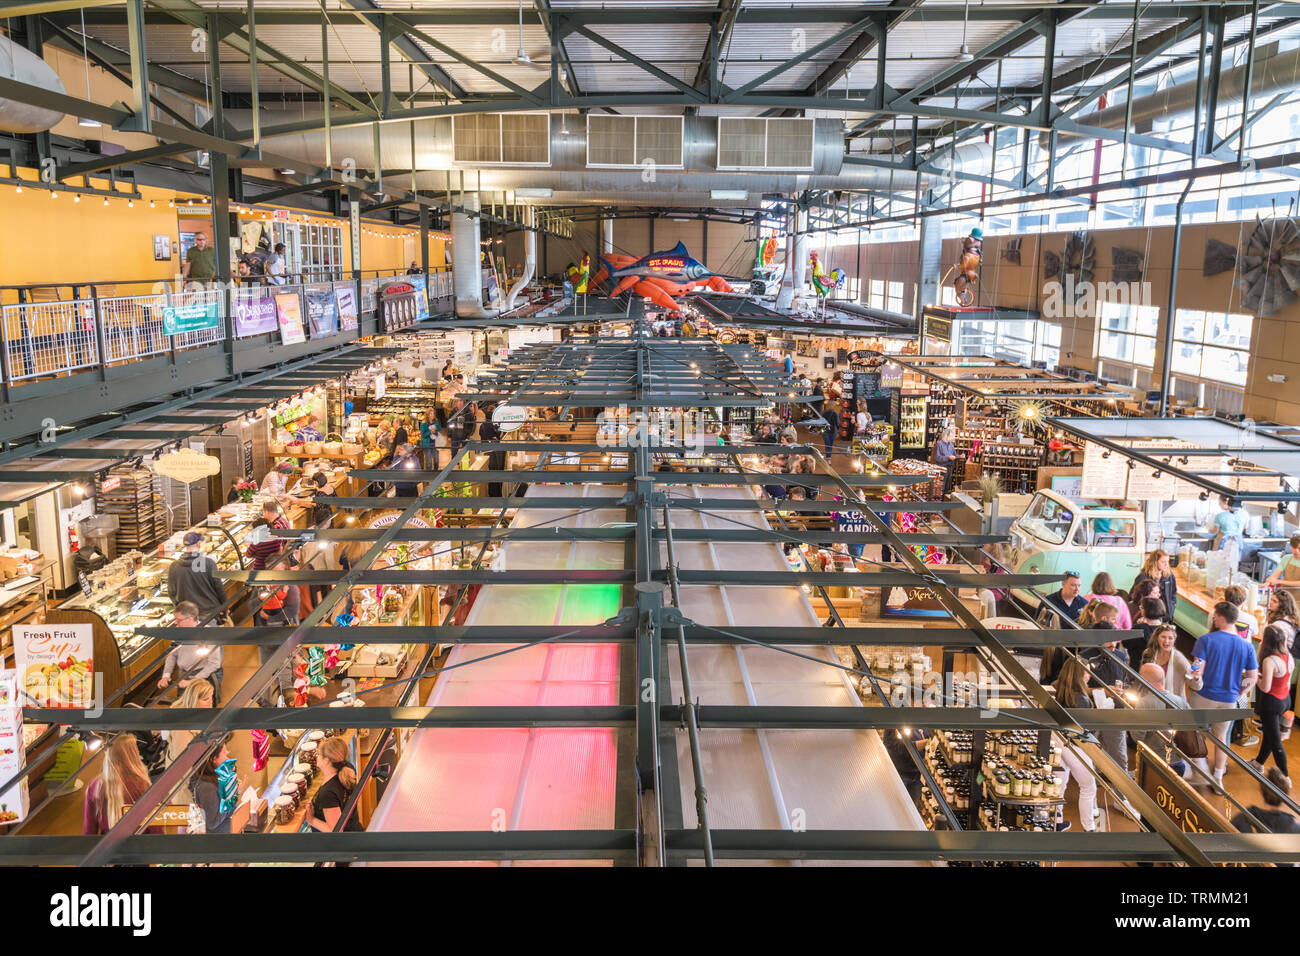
(0, 271), (453, 390)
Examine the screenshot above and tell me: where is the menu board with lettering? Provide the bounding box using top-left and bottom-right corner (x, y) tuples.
(1174, 455), (1229, 501)
(1124, 463), (1177, 502)
(1080, 441), (1129, 500)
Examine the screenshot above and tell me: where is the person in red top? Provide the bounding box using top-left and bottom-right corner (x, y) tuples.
(1253, 623), (1294, 776)
(83, 735), (164, 835)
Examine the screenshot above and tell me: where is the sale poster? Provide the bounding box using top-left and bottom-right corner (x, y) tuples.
(275, 292), (307, 345)
(14, 624), (94, 709)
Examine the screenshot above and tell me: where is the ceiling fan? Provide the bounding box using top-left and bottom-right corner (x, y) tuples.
(512, 0), (549, 70)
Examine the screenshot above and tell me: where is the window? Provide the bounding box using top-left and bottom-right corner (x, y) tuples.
(887, 281), (904, 312)
(1097, 300), (1158, 368)
(1018, 492), (1074, 546)
(272, 221), (344, 279)
(1171, 309), (1252, 386)
(869, 279), (885, 309)
(1036, 322), (1062, 369)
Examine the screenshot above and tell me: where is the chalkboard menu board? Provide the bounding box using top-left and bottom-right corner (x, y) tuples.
(242, 440), (255, 480)
(855, 371), (881, 397)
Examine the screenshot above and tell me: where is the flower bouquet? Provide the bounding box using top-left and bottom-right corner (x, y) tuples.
(233, 479), (259, 503)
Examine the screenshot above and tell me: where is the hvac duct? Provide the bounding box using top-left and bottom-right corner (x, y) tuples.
(453, 192), (491, 319)
(1048, 43), (1300, 145)
(234, 112), (988, 202)
(0, 36), (66, 133)
(504, 206), (536, 311)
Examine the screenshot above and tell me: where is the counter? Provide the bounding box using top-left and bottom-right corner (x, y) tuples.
(54, 497), (301, 690)
(1172, 565), (1266, 637)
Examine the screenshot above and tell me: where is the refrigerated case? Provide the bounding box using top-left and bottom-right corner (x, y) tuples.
(921, 307), (1056, 367)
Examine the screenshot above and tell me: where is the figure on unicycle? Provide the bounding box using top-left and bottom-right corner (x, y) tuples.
(953, 226), (982, 306)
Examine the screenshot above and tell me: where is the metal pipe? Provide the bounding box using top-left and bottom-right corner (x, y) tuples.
(1158, 179), (1194, 416)
(660, 505), (715, 866)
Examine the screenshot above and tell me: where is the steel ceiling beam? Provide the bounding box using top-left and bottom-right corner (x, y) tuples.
(337, 0), (468, 104)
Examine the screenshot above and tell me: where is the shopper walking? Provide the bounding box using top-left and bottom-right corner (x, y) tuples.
(1141, 624), (1200, 703)
(167, 531), (229, 624)
(165, 678), (215, 764)
(1085, 572), (1132, 631)
(931, 425), (959, 493)
(83, 735), (163, 835)
(1039, 570), (1088, 627)
(821, 406), (839, 459)
(267, 243), (288, 285)
(1188, 601), (1260, 786)
(1251, 623), (1293, 776)
(1053, 657), (1098, 831)
(1133, 549), (1178, 629)
(158, 601), (223, 703)
(181, 232), (216, 286)
(189, 736), (239, 834)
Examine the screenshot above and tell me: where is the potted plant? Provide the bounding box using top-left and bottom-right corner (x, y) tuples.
(233, 479), (259, 503)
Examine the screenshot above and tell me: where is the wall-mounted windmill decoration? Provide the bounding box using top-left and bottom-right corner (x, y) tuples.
(1234, 215), (1300, 317)
(1001, 237), (1022, 265)
(1058, 230), (1097, 300)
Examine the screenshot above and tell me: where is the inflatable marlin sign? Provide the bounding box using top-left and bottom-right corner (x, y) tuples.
(600, 241), (715, 286)
(593, 241), (736, 311)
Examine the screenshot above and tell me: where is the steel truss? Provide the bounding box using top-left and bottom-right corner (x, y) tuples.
(1, 0), (1295, 233)
(4, 321), (1287, 868)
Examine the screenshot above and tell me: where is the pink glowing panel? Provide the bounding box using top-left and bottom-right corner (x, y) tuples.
(367, 486), (623, 865)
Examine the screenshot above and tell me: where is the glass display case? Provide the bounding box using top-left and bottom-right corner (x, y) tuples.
(58, 505), (260, 667)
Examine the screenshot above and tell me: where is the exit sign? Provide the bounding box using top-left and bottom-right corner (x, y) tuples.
(274, 209), (290, 220)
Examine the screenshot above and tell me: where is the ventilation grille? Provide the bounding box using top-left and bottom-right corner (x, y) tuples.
(453, 113), (550, 165)
(586, 115), (683, 168)
(718, 117), (813, 170)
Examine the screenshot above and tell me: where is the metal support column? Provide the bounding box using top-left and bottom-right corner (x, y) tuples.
(1157, 180), (1194, 416)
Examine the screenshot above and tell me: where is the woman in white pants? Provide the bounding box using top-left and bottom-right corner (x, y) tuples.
(1055, 743), (1098, 832)
(1054, 657), (1098, 831)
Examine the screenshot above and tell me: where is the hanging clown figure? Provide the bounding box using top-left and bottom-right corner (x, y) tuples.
(953, 227), (982, 306)
(808, 250), (847, 297)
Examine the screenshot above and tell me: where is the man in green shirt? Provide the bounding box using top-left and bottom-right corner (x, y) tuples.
(182, 233), (217, 284)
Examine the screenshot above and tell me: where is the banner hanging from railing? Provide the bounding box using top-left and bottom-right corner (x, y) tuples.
(274, 292), (307, 344)
(335, 284), (359, 331)
(232, 293), (278, 337)
(162, 301), (220, 336)
(305, 284), (339, 338)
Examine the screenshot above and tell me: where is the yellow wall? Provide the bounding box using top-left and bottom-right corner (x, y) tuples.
(0, 172), (184, 295)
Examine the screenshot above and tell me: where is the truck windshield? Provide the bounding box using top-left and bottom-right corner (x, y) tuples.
(1018, 493), (1074, 546)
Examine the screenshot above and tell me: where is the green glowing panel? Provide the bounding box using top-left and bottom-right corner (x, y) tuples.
(558, 585), (625, 626)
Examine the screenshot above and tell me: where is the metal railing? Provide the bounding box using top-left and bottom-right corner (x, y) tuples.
(0, 269), (453, 387)
(2, 298), (99, 382)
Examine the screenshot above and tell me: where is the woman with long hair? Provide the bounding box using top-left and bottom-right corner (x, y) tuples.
(1128, 577), (1160, 628)
(1132, 549), (1178, 630)
(189, 736), (238, 834)
(1267, 588), (1300, 731)
(1252, 624), (1294, 776)
(1052, 656), (1098, 832)
(307, 736), (363, 835)
(1140, 624), (1199, 702)
(166, 678), (214, 763)
(84, 735), (161, 835)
